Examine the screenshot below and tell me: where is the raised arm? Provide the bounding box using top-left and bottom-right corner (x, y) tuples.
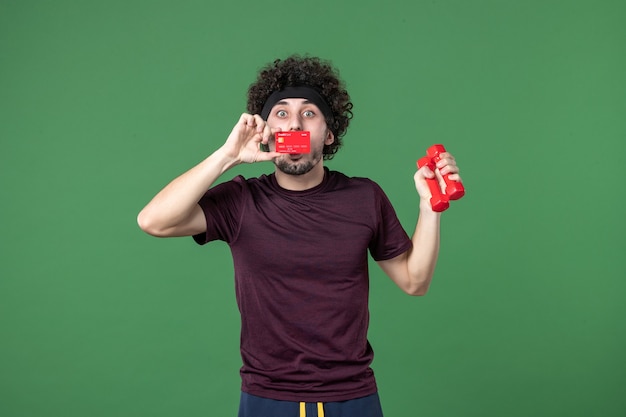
(377, 152), (462, 295)
(137, 114), (280, 237)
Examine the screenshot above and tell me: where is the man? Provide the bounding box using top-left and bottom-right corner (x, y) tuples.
(137, 55), (462, 417)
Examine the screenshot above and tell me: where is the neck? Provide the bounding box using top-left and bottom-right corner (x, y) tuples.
(274, 163), (326, 191)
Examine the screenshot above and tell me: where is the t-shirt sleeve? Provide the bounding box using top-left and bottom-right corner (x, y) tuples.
(192, 176), (246, 245)
(368, 181), (412, 261)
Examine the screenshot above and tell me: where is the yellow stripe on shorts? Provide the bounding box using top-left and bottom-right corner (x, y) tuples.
(299, 401), (325, 417)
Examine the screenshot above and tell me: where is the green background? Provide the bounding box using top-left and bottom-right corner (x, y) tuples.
(1, 0), (624, 416)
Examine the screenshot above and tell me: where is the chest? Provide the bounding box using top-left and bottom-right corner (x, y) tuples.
(232, 192), (377, 278)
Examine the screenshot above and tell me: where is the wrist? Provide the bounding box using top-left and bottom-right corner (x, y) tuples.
(419, 200), (442, 218)
(210, 147), (240, 173)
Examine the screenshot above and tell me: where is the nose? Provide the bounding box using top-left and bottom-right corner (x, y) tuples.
(289, 113), (302, 131)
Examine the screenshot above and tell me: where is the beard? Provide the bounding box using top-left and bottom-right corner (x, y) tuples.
(274, 147), (323, 176)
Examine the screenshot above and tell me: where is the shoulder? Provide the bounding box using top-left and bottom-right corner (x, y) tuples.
(327, 169), (379, 189)
(200, 174), (272, 206)
(213, 173), (274, 192)
(326, 170), (386, 198)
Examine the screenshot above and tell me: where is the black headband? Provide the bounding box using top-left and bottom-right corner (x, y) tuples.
(260, 86), (333, 122)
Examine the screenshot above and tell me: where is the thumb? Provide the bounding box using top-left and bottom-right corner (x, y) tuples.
(418, 165), (436, 179)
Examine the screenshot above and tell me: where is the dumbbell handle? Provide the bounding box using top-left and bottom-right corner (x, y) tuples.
(426, 144), (465, 200)
(417, 157), (449, 212)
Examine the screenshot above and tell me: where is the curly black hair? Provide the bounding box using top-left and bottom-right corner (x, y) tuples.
(247, 55), (353, 160)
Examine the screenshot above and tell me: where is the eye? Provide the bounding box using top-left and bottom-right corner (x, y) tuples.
(276, 110), (288, 118)
(303, 110), (315, 118)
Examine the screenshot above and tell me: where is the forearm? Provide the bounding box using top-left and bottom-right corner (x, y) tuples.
(137, 147), (238, 235)
(405, 203), (441, 295)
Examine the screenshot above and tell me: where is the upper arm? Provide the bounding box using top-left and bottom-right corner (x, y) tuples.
(376, 251), (413, 295)
(377, 249), (431, 296)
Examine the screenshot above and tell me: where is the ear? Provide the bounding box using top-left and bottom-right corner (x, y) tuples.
(325, 129), (335, 145)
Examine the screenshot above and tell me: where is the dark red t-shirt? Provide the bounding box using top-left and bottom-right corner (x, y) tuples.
(194, 168), (412, 402)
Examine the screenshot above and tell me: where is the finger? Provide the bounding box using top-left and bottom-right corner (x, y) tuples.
(435, 155), (456, 168)
(422, 169), (446, 194)
(438, 164), (460, 176)
(240, 113), (260, 130)
(252, 114), (266, 132)
(261, 123), (275, 144)
(417, 165), (436, 179)
(261, 126), (284, 152)
(447, 173), (462, 182)
(413, 168), (440, 199)
(438, 152), (456, 162)
(239, 112), (254, 126)
(256, 149), (281, 160)
(436, 158), (460, 175)
(435, 151), (456, 167)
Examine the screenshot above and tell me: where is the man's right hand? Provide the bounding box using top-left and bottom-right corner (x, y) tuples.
(220, 113), (281, 165)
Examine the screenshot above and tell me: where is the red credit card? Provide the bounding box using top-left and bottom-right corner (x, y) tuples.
(275, 131), (311, 154)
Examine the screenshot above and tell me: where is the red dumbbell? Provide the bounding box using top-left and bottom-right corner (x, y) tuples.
(417, 156), (449, 212)
(416, 144), (464, 212)
(426, 144), (465, 200)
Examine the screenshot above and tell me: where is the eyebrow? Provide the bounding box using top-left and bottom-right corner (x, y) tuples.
(274, 99), (314, 106)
